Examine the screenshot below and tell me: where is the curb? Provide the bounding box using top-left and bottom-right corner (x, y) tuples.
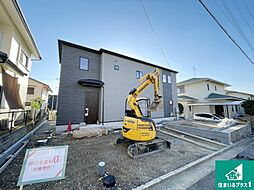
(132, 136), (254, 190)
(0, 119), (47, 170)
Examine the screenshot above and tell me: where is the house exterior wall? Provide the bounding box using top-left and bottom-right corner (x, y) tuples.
(179, 81), (226, 100)
(100, 52), (165, 122)
(25, 79), (50, 110)
(162, 70), (176, 117)
(0, 1), (36, 111)
(57, 45), (101, 125)
(226, 91), (254, 100)
(57, 42), (177, 125)
(192, 105), (210, 115)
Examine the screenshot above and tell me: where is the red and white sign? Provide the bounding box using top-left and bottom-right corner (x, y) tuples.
(18, 145), (68, 186)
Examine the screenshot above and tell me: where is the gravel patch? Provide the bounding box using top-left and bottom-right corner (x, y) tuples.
(0, 121), (213, 190)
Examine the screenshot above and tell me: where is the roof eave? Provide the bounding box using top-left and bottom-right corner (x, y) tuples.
(12, 0), (41, 60)
(57, 40), (178, 73)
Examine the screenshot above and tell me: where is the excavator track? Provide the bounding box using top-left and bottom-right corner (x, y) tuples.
(127, 138), (171, 158)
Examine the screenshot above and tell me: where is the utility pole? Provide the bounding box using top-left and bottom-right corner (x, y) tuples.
(193, 66), (197, 78)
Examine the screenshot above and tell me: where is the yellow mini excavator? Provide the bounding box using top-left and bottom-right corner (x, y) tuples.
(116, 68), (170, 158)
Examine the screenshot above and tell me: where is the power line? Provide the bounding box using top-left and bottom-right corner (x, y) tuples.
(213, 0), (254, 52)
(140, 0), (171, 67)
(232, 0), (254, 35)
(243, 0), (254, 21)
(220, 0), (254, 51)
(198, 0), (254, 65)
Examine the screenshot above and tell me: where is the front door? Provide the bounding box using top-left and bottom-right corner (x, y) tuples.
(84, 92), (99, 124)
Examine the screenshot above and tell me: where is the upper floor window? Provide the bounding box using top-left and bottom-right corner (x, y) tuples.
(80, 57), (89, 70)
(178, 85), (185, 93)
(114, 65), (119, 71)
(207, 84), (210, 91)
(27, 87), (34, 95)
(162, 74), (167, 83)
(136, 70), (143, 79)
(167, 75), (171, 83)
(215, 86), (217, 91)
(19, 50), (28, 68)
(9, 37), (19, 63)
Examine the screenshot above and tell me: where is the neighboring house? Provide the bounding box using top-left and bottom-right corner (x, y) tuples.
(25, 78), (52, 110)
(57, 40), (178, 125)
(177, 78), (243, 119)
(226, 90), (254, 101)
(0, 0), (41, 112)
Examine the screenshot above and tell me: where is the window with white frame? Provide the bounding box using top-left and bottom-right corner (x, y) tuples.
(9, 37), (19, 63)
(162, 74), (167, 83)
(136, 70), (143, 79)
(167, 75), (171, 83)
(19, 49), (28, 67)
(80, 57), (89, 70)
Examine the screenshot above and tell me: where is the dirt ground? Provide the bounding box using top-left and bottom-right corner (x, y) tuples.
(0, 121), (213, 190)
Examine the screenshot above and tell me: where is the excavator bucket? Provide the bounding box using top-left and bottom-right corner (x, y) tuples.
(148, 98), (163, 112)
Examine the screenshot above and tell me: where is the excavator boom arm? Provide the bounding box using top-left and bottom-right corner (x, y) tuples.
(127, 68), (162, 117)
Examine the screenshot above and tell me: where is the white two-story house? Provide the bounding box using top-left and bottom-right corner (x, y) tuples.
(177, 78), (243, 119)
(0, 0), (41, 112)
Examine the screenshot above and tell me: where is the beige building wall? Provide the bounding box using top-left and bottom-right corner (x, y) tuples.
(26, 78), (51, 110)
(226, 91), (253, 100)
(180, 81), (226, 100)
(101, 52), (165, 122)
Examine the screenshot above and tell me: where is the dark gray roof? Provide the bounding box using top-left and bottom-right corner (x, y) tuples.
(177, 78), (230, 87)
(58, 40), (178, 73)
(205, 93), (242, 100)
(178, 95), (198, 101)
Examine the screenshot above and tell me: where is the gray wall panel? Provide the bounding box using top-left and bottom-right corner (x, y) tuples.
(57, 45), (101, 125)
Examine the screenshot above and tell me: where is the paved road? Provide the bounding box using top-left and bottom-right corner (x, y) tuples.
(187, 171), (215, 190)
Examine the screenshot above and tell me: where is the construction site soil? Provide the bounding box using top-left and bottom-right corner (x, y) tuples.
(0, 122), (213, 190)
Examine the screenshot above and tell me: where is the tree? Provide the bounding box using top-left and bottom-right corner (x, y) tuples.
(31, 97), (44, 110)
(31, 97), (44, 123)
(242, 100), (254, 115)
(242, 100), (254, 131)
(178, 103), (184, 115)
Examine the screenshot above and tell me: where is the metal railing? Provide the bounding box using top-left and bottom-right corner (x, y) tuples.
(0, 109), (46, 134)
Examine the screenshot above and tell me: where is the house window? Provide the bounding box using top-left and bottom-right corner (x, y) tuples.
(215, 86), (217, 91)
(114, 65), (119, 71)
(27, 87), (34, 95)
(168, 75), (171, 83)
(136, 71), (143, 79)
(25, 102), (31, 106)
(189, 106), (192, 111)
(162, 74), (167, 83)
(9, 37), (19, 63)
(178, 85), (185, 93)
(232, 106), (234, 112)
(79, 57), (89, 70)
(235, 105), (238, 112)
(19, 49), (28, 67)
(207, 84), (210, 91)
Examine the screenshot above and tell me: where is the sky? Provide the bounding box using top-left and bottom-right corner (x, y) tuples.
(19, 0), (254, 94)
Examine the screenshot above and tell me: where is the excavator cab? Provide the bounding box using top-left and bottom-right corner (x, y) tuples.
(125, 97), (151, 118)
